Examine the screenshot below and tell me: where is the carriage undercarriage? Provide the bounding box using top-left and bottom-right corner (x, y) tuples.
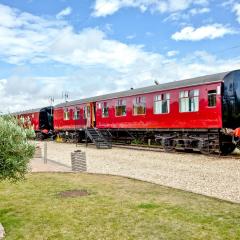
(97, 128), (237, 155)
(55, 128), (236, 155)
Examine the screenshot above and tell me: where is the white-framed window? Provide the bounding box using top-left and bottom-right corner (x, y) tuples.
(73, 107), (80, 120)
(133, 96), (146, 115)
(208, 90), (217, 107)
(115, 99), (127, 116)
(179, 89), (199, 112)
(101, 102), (109, 117)
(83, 106), (90, 119)
(64, 108), (70, 120)
(154, 93), (170, 114)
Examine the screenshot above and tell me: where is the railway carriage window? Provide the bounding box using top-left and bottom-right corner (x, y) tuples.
(208, 90), (217, 107)
(83, 106), (90, 119)
(190, 90), (199, 112)
(73, 108), (80, 120)
(133, 96), (146, 115)
(102, 102), (109, 117)
(179, 90), (199, 112)
(83, 106), (87, 119)
(64, 108), (70, 120)
(154, 93), (170, 114)
(179, 91), (189, 112)
(115, 99), (127, 116)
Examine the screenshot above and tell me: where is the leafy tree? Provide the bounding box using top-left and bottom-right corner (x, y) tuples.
(0, 115), (35, 181)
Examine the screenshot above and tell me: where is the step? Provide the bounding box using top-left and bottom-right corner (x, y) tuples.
(86, 128), (111, 149)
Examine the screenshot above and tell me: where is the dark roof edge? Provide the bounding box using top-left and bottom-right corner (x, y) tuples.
(11, 107), (43, 115)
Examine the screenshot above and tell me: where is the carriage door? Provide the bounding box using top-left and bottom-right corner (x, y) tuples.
(90, 102), (96, 128)
(84, 104), (91, 128)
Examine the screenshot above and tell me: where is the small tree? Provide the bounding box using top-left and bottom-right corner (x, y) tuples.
(0, 115), (35, 181)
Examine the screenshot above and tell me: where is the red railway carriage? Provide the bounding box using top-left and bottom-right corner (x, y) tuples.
(13, 69), (240, 154)
(54, 102), (95, 131)
(53, 70), (240, 154)
(95, 82), (222, 129)
(14, 107), (54, 140)
(55, 72), (224, 130)
(15, 108), (41, 131)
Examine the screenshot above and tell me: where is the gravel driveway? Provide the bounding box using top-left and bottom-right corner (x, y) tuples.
(35, 141), (240, 203)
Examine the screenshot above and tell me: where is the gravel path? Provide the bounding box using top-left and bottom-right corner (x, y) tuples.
(30, 158), (71, 172)
(34, 141), (240, 203)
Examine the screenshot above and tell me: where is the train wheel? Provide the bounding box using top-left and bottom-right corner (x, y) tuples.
(162, 139), (176, 152)
(220, 143), (236, 155)
(198, 140), (216, 155)
(198, 140), (208, 154)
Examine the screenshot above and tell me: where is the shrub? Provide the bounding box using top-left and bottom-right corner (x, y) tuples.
(0, 115), (35, 181)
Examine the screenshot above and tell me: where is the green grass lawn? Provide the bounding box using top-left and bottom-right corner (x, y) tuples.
(0, 173), (240, 240)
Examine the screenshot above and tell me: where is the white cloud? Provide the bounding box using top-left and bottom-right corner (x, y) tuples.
(164, 7), (210, 22)
(50, 27), (148, 70)
(2, 52), (240, 113)
(233, 3), (240, 23)
(0, 75), (66, 113)
(172, 24), (236, 41)
(0, 4), (147, 70)
(92, 0), (209, 17)
(126, 34), (136, 39)
(221, 1), (240, 24)
(0, 3), (239, 113)
(222, 0), (236, 7)
(189, 7), (210, 15)
(167, 50), (179, 57)
(146, 31), (154, 36)
(56, 7), (72, 19)
(0, 4), (66, 64)
(103, 23), (113, 33)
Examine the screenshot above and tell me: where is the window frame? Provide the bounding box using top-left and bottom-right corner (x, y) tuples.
(154, 93), (170, 115)
(101, 102), (109, 118)
(63, 108), (70, 120)
(115, 99), (127, 117)
(207, 89), (217, 108)
(73, 107), (80, 120)
(133, 96), (146, 116)
(83, 106), (90, 119)
(179, 89), (199, 113)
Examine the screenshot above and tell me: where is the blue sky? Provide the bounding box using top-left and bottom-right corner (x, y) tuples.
(0, 0), (240, 112)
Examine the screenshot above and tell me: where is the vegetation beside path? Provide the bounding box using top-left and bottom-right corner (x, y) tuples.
(0, 115), (35, 181)
(0, 173), (240, 240)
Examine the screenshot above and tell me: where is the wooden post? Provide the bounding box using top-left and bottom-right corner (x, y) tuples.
(148, 139), (151, 146)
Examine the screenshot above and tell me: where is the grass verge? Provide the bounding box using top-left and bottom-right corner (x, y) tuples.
(0, 173), (240, 240)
